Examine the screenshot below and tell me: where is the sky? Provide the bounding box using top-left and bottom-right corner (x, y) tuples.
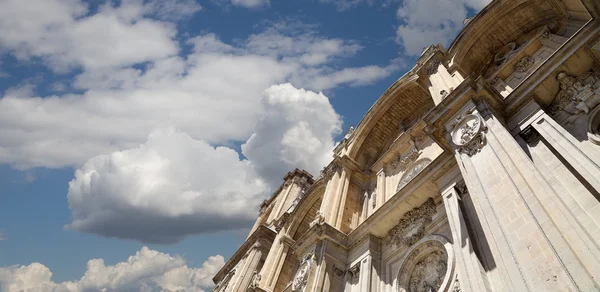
(0, 0), (490, 291)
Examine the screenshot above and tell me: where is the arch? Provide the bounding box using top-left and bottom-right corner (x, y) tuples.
(346, 80), (434, 168)
(287, 182), (325, 239)
(447, 0), (571, 77)
(395, 235), (455, 292)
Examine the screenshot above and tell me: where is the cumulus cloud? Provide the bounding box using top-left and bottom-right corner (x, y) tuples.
(0, 0), (396, 243)
(231, 0), (270, 8)
(0, 0), (202, 71)
(395, 0), (492, 55)
(66, 129), (267, 243)
(66, 84), (341, 243)
(243, 84), (341, 186)
(0, 16), (397, 170)
(0, 246), (224, 292)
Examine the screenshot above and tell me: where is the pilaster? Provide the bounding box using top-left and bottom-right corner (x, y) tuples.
(448, 99), (599, 291)
(439, 181), (488, 292)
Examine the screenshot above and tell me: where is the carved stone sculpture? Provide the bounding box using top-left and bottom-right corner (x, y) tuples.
(548, 69), (600, 116)
(397, 158), (432, 192)
(515, 55), (535, 73)
(292, 253), (314, 292)
(309, 210), (325, 228)
(450, 113), (488, 156)
(397, 240), (449, 292)
(249, 270), (261, 289)
(494, 42), (518, 67)
(425, 59), (441, 75)
(386, 198), (436, 247)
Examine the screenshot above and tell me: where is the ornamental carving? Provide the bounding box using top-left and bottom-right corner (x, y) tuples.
(397, 241), (449, 292)
(386, 198), (436, 247)
(292, 253), (314, 292)
(249, 270), (261, 289)
(548, 69), (600, 116)
(425, 59), (441, 75)
(320, 162), (341, 180)
(332, 265), (345, 278)
(452, 278), (461, 292)
(390, 148), (423, 171)
(450, 113), (488, 157)
(396, 158), (431, 192)
(515, 55), (535, 73)
(494, 42), (518, 67)
(309, 210), (325, 228)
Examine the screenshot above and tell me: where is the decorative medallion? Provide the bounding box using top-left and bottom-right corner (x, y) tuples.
(396, 158), (431, 192)
(386, 198), (436, 247)
(397, 240), (449, 292)
(514, 55), (535, 73)
(548, 69), (600, 116)
(494, 42), (518, 67)
(450, 113), (488, 157)
(292, 253), (314, 292)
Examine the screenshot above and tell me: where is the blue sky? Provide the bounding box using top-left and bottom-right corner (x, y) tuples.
(0, 0), (488, 290)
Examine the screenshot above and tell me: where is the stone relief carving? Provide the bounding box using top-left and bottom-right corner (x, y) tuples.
(452, 278), (461, 292)
(494, 42), (519, 67)
(396, 158), (431, 192)
(292, 253), (314, 292)
(390, 148), (423, 172)
(249, 270), (261, 289)
(548, 69), (600, 116)
(425, 58), (441, 75)
(386, 198), (436, 247)
(275, 217), (286, 232)
(348, 263), (360, 279)
(450, 112), (488, 156)
(440, 90), (448, 98)
(309, 210), (325, 228)
(332, 265), (345, 278)
(397, 240), (449, 292)
(319, 162), (341, 180)
(514, 55), (535, 73)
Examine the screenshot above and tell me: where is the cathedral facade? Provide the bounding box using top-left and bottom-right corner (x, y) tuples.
(213, 0), (600, 291)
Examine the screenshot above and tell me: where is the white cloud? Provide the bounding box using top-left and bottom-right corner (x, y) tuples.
(0, 0), (201, 71)
(66, 84), (341, 243)
(0, 20), (396, 170)
(0, 246), (224, 292)
(395, 0), (492, 55)
(242, 83), (342, 186)
(66, 129), (267, 243)
(0, 1), (398, 243)
(231, 0), (270, 8)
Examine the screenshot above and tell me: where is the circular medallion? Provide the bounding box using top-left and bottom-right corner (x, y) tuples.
(397, 237), (454, 292)
(451, 114), (482, 146)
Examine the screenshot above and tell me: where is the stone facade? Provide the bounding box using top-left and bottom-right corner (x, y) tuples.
(213, 0), (600, 291)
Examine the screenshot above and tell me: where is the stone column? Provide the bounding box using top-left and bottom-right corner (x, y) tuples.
(230, 242), (267, 292)
(319, 162), (351, 229)
(257, 234), (293, 292)
(531, 112), (600, 193)
(440, 182), (488, 292)
(375, 168), (386, 209)
(448, 99), (599, 291)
